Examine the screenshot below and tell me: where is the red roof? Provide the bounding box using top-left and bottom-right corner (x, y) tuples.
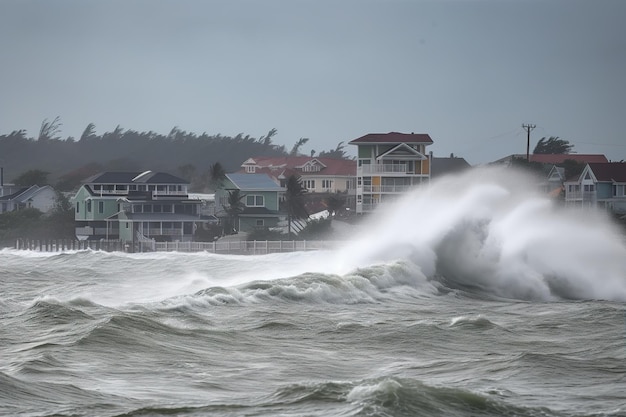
(588, 162), (626, 182)
(240, 156), (356, 176)
(529, 154), (608, 164)
(349, 132), (433, 145)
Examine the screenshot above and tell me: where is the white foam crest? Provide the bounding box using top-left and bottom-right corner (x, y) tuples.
(335, 166), (626, 301)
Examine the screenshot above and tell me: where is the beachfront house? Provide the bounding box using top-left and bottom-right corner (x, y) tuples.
(71, 170), (214, 242)
(215, 173), (284, 233)
(564, 162), (626, 214)
(349, 132), (433, 214)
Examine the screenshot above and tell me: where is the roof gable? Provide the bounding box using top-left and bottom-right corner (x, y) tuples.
(349, 132), (434, 145)
(377, 143), (426, 160)
(238, 156), (355, 176)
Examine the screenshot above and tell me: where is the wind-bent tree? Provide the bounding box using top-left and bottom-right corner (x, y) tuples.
(324, 195), (345, 223)
(80, 123), (97, 142)
(38, 117), (62, 141)
(209, 162), (226, 190)
(284, 174), (308, 236)
(223, 189), (246, 233)
(533, 137), (573, 154)
(319, 141), (349, 159)
(290, 137), (309, 156)
(258, 128), (278, 146)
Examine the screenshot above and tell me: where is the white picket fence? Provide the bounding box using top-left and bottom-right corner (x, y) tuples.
(153, 240), (334, 254)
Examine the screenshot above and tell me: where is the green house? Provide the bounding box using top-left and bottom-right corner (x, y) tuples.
(215, 173), (284, 233)
(71, 170), (215, 243)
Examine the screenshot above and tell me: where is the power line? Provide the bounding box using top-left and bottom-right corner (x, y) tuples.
(522, 123), (536, 162)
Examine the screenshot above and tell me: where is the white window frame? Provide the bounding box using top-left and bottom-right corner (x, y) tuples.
(246, 195), (264, 207)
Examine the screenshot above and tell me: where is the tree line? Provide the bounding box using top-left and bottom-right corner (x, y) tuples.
(0, 119), (351, 192)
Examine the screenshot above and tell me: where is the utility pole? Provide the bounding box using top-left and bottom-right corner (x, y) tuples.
(522, 123), (536, 162)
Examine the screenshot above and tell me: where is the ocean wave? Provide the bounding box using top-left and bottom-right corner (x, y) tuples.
(268, 376), (569, 417)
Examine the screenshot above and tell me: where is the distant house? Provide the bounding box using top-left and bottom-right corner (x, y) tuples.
(71, 170), (215, 242)
(349, 132), (433, 214)
(493, 153), (608, 167)
(430, 154), (471, 179)
(240, 156), (356, 193)
(0, 185), (57, 214)
(215, 173), (284, 233)
(564, 162), (626, 214)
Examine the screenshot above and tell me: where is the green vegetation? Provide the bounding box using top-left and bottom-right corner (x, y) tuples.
(1, 121), (352, 193)
(0, 192), (74, 247)
(283, 175), (308, 236)
(533, 136), (573, 154)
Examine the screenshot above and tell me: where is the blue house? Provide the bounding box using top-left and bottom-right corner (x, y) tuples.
(71, 170), (215, 242)
(564, 162), (626, 214)
(215, 173), (284, 233)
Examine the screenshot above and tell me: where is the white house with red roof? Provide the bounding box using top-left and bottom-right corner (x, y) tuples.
(564, 162), (626, 214)
(239, 156), (356, 194)
(349, 132), (433, 214)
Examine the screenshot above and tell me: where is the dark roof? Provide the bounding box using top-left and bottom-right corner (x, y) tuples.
(241, 207), (280, 216)
(349, 132), (433, 145)
(226, 173), (283, 191)
(0, 187), (28, 201)
(82, 170), (189, 185)
(529, 154), (608, 164)
(588, 162), (626, 182)
(431, 157), (471, 178)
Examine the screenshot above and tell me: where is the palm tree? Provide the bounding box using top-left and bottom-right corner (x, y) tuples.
(223, 189), (245, 233)
(209, 162), (226, 191)
(284, 174), (308, 236)
(324, 195), (345, 223)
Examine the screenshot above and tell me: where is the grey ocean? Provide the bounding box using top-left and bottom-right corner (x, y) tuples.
(2, 168), (626, 417)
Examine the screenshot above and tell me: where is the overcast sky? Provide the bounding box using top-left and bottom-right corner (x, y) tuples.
(1, 0), (625, 165)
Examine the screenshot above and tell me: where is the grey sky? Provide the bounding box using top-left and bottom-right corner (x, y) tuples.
(1, 0), (625, 165)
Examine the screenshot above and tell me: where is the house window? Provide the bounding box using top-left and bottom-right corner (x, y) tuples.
(245, 165), (256, 173)
(584, 184), (595, 192)
(143, 204), (153, 213)
(87, 200), (92, 213)
(98, 201), (104, 213)
(322, 179), (333, 189)
(133, 205), (142, 213)
(246, 195), (264, 207)
(256, 219), (264, 227)
(303, 164), (320, 172)
(163, 205), (172, 213)
(303, 179), (315, 189)
(76, 202), (80, 213)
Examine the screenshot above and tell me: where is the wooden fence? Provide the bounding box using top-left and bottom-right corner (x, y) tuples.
(12, 238), (336, 254)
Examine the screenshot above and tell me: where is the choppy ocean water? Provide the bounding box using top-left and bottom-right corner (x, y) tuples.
(2, 168), (625, 416)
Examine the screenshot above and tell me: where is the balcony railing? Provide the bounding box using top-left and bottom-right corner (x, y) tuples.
(359, 185), (412, 193)
(358, 164), (409, 175)
(565, 191), (596, 201)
